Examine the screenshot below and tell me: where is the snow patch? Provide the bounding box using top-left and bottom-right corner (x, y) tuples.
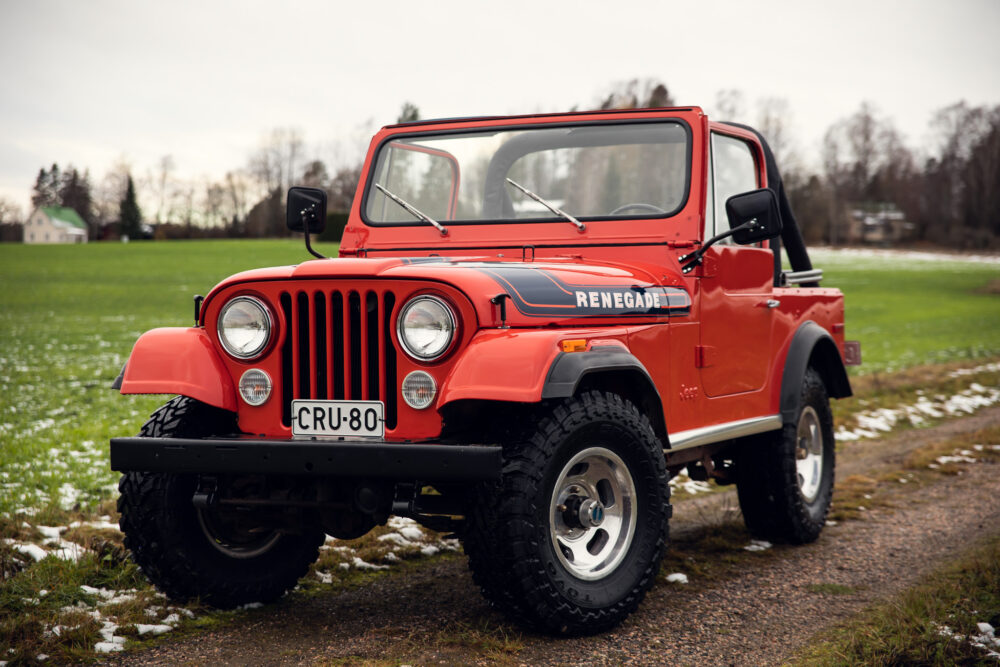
(665, 572), (689, 584)
(836, 381), (1000, 442)
(744, 540), (773, 552)
(349, 556), (389, 571)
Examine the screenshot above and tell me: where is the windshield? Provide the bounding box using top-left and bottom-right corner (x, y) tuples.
(364, 121), (690, 225)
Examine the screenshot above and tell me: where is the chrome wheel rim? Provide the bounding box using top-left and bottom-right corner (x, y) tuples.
(197, 508), (281, 559)
(795, 406), (824, 502)
(549, 446), (637, 581)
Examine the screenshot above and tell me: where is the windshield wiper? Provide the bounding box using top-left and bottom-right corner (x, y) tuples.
(505, 178), (585, 231)
(374, 184), (448, 235)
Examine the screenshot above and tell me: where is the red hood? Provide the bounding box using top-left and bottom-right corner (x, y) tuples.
(206, 256), (691, 328)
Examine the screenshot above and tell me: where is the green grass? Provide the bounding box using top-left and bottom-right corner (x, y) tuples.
(794, 533), (1000, 666)
(811, 249), (1000, 373)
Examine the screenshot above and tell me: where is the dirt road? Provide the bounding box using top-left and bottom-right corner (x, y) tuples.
(109, 406), (1000, 666)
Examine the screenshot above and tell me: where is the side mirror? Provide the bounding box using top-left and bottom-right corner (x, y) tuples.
(286, 187), (327, 234)
(725, 188), (782, 245)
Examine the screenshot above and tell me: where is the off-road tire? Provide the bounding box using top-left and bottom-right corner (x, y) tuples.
(736, 367), (835, 544)
(117, 396), (324, 608)
(464, 391), (671, 635)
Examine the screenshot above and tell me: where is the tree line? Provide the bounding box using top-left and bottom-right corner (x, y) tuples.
(1, 83), (998, 248)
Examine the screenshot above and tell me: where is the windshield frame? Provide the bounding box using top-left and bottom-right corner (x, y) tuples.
(358, 118), (693, 228)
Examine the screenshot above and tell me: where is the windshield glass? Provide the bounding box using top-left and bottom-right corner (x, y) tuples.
(364, 121), (689, 225)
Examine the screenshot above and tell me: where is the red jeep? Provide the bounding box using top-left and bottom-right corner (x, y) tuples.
(111, 107), (856, 635)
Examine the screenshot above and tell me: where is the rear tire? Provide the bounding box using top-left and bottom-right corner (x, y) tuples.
(736, 368), (835, 544)
(464, 391), (671, 635)
(117, 397), (324, 608)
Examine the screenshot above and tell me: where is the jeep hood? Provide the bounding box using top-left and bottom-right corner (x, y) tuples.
(205, 256), (691, 328)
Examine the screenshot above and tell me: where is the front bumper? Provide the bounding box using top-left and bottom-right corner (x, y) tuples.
(110, 437), (502, 482)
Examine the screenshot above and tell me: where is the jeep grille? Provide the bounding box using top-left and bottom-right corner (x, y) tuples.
(278, 288), (398, 431)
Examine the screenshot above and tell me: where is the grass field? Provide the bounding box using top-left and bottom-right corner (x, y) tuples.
(811, 248), (1000, 372)
(0, 240), (998, 661)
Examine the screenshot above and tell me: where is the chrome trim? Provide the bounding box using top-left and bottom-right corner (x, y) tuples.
(667, 415), (783, 451)
(782, 269), (824, 285)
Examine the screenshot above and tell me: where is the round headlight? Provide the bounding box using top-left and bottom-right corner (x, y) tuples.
(218, 296), (272, 359)
(397, 296), (456, 361)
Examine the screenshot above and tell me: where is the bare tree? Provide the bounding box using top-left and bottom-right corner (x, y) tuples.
(713, 89), (745, 121)
(301, 160), (330, 189)
(756, 97), (797, 173)
(223, 169), (251, 234)
(94, 158), (134, 230)
(151, 155), (176, 224)
(596, 79), (673, 110)
(202, 182), (226, 229)
(0, 196), (23, 224)
(328, 165), (362, 212)
(248, 127), (304, 197)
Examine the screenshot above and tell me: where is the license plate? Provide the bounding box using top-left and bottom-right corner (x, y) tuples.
(291, 400), (384, 438)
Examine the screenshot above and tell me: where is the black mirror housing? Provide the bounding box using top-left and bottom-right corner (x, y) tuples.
(725, 188), (782, 245)
(286, 187), (328, 234)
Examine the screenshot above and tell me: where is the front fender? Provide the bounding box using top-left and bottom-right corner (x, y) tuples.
(438, 329), (568, 404)
(118, 327), (237, 412)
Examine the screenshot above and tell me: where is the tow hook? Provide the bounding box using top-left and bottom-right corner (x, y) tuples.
(192, 476), (218, 508)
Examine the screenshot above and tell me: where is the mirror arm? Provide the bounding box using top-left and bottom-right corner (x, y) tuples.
(301, 205), (327, 260)
(679, 228), (738, 274)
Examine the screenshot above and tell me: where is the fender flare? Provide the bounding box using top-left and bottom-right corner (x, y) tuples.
(117, 327), (237, 412)
(780, 321), (852, 423)
(542, 348), (667, 443)
(542, 349), (658, 400)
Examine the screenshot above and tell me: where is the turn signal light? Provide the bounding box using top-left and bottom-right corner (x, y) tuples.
(561, 339), (587, 353)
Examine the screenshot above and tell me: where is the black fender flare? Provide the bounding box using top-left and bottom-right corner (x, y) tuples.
(542, 349), (667, 442)
(780, 321), (852, 424)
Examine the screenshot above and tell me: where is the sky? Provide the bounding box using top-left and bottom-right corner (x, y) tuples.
(1, 0), (998, 214)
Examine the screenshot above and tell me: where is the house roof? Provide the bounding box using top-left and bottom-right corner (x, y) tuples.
(40, 206), (88, 231)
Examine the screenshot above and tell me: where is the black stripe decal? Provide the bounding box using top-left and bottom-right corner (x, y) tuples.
(477, 266), (690, 318)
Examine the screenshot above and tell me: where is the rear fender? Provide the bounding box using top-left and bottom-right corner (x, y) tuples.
(780, 321), (852, 423)
(117, 327), (237, 412)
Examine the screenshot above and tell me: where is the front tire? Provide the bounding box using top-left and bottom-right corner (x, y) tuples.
(117, 397), (324, 608)
(736, 367), (835, 543)
(464, 391), (671, 635)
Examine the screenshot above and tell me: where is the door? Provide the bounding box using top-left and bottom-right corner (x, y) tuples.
(698, 132), (775, 397)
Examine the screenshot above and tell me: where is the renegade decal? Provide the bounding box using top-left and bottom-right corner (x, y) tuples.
(478, 266), (690, 318)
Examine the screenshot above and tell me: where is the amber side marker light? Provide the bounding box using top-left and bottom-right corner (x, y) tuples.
(561, 339), (587, 353)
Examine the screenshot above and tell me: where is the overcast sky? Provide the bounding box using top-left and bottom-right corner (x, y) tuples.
(2, 0), (998, 213)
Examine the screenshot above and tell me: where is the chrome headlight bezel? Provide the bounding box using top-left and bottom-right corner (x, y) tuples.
(396, 295), (457, 362)
(217, 295), (273, 360)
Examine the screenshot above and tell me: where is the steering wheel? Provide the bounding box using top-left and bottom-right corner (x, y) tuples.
(610, 203), (667, 215)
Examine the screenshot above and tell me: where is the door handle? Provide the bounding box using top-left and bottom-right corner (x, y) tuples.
(759, 299), (781, 309)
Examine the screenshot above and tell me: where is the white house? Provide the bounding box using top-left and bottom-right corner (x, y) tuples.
(24, 206), (89, 244)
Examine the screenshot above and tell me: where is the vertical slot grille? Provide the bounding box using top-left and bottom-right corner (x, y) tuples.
(279, 287), (397, 431)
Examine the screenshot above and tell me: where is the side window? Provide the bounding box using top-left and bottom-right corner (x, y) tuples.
(708, 133), (758, 242)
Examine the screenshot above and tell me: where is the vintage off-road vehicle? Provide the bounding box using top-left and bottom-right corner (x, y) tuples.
(111, 107), (859, 635)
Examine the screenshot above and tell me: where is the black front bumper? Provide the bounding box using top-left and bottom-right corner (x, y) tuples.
(110, 437), (502, 482)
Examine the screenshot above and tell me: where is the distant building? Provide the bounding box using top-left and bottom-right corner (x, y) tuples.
(24, 206), (88, 244)
(847, 204), (915, 246)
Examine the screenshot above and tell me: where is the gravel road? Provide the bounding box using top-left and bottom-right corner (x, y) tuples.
(108, 406), (1000, 666)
